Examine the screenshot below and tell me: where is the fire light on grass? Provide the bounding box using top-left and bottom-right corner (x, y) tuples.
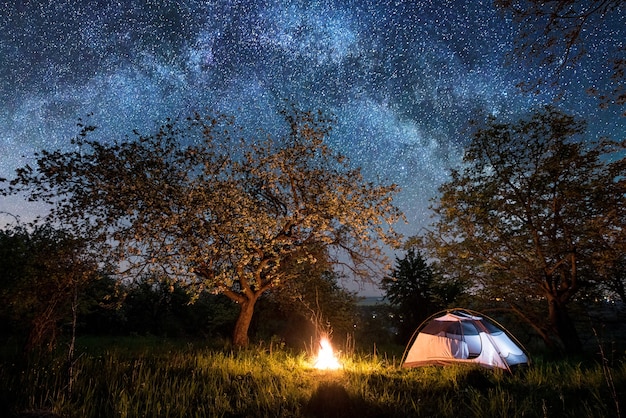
(312, 336), (342, 370)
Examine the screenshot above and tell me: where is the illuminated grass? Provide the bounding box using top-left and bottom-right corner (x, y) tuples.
(0, 339), (624, 417)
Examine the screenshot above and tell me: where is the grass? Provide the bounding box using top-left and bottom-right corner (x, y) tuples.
(0, 337), (624, 417)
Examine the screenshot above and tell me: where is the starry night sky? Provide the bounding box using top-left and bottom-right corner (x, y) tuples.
(1, 0), (625, 235)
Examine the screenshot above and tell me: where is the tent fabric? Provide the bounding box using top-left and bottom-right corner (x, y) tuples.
(402, 309), (529, 371)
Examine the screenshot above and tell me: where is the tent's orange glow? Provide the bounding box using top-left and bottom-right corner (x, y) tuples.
(313, 337), (342, 370)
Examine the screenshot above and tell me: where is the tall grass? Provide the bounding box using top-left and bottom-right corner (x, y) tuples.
(1, 338), (624, 417)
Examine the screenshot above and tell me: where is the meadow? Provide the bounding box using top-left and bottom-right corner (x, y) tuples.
(0, 337), (624, 418)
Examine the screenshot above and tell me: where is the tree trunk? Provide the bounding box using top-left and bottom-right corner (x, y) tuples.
(548, 296), (583, 355)
(232, 296), (257, 348)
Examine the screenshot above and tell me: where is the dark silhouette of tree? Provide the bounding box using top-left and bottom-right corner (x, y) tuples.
(0, 224), (99, 351)
(496, 0), (625, 114)
(602, 258), (626, 303)
(2, 106), (402, 347)
(424, 106), (626, 354)
(77, 273), (126, 335)
(381, 247), (451, 343)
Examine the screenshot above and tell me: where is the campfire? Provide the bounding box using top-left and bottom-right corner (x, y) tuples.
(312, 336), (342, 370)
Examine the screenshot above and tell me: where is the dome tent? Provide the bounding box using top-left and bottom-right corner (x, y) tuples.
(402, 309), (529, 371)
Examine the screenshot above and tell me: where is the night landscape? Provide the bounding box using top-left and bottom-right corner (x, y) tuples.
(1, 1), (625, 416)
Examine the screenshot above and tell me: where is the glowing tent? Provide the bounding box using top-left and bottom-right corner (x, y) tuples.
(402, 309), (529, 371)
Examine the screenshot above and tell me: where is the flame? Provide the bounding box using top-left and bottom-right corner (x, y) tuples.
(313, 337), (342, 370)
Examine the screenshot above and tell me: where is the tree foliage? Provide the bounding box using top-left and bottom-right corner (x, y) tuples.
(2, 106), (402, 347)
(381, 247), (463, 343)
(0, 224), (99, 351)
(381, 245), (467, 343)
(118, 273), (238, 338)
(496, 0), (626, 114)
(424, 106), (626, 353)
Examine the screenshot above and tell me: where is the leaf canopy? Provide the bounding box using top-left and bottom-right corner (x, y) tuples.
(4, 107), (403, 304)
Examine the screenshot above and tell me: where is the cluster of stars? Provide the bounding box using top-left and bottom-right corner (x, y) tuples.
(0, 0), (624, 235)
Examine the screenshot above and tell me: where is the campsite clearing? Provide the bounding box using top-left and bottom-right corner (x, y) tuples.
(0, 336), (623, 417)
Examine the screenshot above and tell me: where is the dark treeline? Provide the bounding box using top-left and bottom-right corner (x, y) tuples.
(0, 224), (395, 352)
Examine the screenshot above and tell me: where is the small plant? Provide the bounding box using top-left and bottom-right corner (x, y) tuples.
(592, 325), (621, 418)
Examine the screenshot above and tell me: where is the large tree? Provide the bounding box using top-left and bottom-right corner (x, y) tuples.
(2, 107), (402, 347)
(424, 106), (626, 353)
(496, 0), (625, 114)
